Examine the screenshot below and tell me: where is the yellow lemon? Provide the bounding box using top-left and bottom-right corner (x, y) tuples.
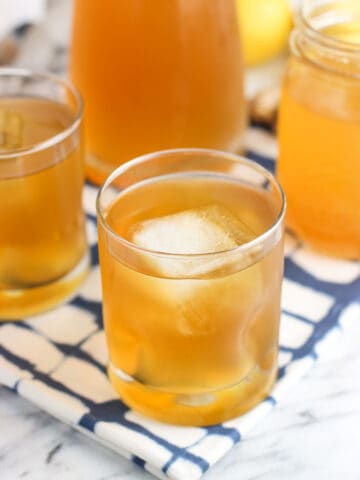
(237, 0), (293, 66)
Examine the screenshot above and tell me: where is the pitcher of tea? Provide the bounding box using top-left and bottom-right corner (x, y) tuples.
(70, 0), (246, 184)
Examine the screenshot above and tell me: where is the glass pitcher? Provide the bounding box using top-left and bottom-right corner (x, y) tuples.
(70, 0), (246, 184)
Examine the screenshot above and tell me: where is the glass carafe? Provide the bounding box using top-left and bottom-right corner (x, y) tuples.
(70, 0), (246, 184)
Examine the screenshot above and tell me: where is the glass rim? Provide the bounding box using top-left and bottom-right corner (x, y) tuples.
(96, 148), (286, 259)
(0, 67), (83, 160)
(298, 0), (360, 53)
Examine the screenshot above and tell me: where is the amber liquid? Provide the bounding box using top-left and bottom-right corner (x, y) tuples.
(70, 0), (246, 184)
(0, 98), (88, 319)
(278, 25), (360, 259)
(98, 174), (283, 425)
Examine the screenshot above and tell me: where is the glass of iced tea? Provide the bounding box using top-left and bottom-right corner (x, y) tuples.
(70, 0), (246, 185)
(0, 68), (88, 320)
(278, 0), (360, 259)
(97, 149), (285, 426)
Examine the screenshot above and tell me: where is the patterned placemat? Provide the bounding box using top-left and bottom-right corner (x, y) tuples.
(0, 127), (359, 480)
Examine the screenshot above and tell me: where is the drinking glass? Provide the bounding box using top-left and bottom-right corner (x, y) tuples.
(97, 149), (285, 426)
(0, 68), (89, 319)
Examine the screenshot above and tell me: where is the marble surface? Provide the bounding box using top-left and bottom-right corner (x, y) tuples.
(1, 1), (360, 479)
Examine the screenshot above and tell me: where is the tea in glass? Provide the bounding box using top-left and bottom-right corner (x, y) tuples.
(278, 0), (360, 259)
(70, 0), (246, 184)
(97, 150), (285, 426)
(0, 69), (88, 319)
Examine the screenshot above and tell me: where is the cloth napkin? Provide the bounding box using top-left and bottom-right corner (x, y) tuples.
(0, 126), (359, 480)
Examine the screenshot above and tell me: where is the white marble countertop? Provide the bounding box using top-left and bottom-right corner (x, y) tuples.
(1, 1), (360, 479)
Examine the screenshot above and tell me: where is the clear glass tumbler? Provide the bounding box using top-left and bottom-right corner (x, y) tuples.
(97, 149), (285, 426)
(0, 68), (89, 320)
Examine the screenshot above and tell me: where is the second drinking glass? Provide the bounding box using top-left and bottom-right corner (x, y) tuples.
(0, 68), (88, 319)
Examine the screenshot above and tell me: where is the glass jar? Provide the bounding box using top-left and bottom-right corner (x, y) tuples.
(277, 0), (360, 259)
(70, 0), (246, 185)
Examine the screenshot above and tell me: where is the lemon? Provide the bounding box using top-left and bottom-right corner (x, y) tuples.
(237, 0), (293, 66)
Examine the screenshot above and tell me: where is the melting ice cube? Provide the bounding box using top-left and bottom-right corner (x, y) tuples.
(0, 110), (23, 150)
(132, 204), (254, 254)
(131, 205), (256, 277)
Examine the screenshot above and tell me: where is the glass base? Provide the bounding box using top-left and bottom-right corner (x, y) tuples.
(108, 361), (278, 426)
(0, 251), (90, 320)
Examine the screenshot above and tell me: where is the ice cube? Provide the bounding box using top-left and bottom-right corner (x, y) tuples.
(131, 204), (256, 277)
(132, 204), (253, 254)
(0, 110), (23, 150)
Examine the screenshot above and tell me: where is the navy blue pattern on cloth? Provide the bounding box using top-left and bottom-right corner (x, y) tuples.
(0, 127), (359, 480)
